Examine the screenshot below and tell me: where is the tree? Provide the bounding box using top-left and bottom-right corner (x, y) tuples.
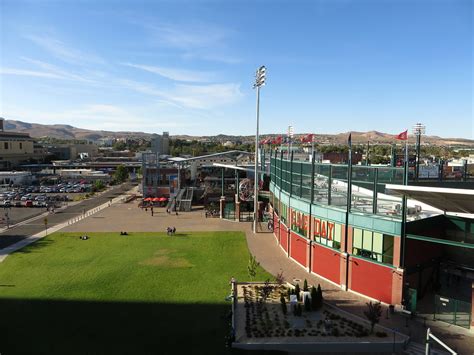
(303, 279), (309, 292)
(114, 165), (128, 183)
(294, 283), (301, 301)
(364, 301), (382, 334)
(280, 293), (287, 315)
(275, 270), (285, 286)
(304, 294), (312, 312)
(260, 279), (273, 303)
(247, 254), (260, 281)
(310, 286), (318, 309)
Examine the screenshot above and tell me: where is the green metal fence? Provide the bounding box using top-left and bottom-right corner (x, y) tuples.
(223, 202), (235, 220)
(433, 294), (472, 329)
(270, 153), (404, 218)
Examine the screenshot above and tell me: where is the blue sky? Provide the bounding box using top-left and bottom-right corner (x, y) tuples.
(0, 0), (472, 138)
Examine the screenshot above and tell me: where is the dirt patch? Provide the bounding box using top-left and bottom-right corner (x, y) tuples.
(140, 249), (193, 268)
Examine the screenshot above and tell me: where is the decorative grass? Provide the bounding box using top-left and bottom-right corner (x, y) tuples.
(0, 231), (271, 355)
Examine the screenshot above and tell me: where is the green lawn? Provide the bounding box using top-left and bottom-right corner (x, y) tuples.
(0, 231), (271, 355)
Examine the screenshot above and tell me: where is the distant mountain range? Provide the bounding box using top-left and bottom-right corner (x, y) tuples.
(2, 118), (474, 146)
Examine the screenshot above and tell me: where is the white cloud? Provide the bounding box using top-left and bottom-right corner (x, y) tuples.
(24, 34), (104, 65)
(0, 68), (65, 80)
(123, 63), (216, 82)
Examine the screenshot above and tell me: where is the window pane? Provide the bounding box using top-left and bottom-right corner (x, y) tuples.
(373, 233), (383, 254)
(333, 224), (342, 242)
(383, 234), (394, 264)
(363, 230), (373, 251)
(353, 228), (362, 248)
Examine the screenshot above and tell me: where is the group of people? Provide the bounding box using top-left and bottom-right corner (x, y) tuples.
(79, 235), (89, 240)
(166, 227), (176, 236)
(120, 231), (128, 235)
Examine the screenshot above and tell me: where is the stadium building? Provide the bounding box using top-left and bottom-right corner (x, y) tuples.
(268, 150), (474, 329)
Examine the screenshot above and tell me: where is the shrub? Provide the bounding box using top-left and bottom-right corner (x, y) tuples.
(295, 283), (301, 301)
(376, 331), (388, 338)
(303, 279), (309, 291)
(310, 286), (318, 309)
(247, 255), (260, 281)
(275, 270), (285, 286)
(296, 303), (303, 316)
(280, 293), (287, 315)
(304, 294), (312, 312)
(332, 328), (340, 337)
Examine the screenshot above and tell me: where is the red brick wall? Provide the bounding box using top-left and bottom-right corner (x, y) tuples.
(290, 231), (308, 267)
(280, 222), (289, 252)
(350, 257), (393, 304)
(312, 243), (341, 284)
(273, 214), (280, 243)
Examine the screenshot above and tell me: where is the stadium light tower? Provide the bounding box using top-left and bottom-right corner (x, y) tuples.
(253, 65), (266, 233)
(412, 123), (426, 181)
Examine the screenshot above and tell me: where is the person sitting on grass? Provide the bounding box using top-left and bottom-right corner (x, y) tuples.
(172, 227), (176, 235)
(166, 227), (171, 236)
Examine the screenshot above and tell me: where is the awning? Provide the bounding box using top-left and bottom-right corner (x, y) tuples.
(386, 184), (474, 214)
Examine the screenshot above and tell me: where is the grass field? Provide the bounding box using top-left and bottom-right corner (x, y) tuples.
(0, 231), (271, 355)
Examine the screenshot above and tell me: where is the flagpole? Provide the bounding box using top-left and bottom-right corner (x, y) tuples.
(405, 138), (408, 183)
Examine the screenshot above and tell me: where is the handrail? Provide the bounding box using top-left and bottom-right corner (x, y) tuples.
(425, 328), (457, 355)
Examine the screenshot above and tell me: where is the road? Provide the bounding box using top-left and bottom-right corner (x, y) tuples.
(0, 183), (134, 249)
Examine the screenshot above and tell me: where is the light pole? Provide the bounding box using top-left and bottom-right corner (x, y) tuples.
(288, 125), (294, 158)
(412, 123), (426, 181)
(253, 65), (266, 233)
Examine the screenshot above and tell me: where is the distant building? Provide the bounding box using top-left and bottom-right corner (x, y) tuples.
(0, 118), (45, 169)
(47, 142), (98, 160)
(0, 171), (34, 186)
(151, 132), (170, 156)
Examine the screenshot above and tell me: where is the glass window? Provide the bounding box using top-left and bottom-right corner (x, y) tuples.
(372, 233), (383, 254)
(382, 234), (394, 264)
(332, 223), (342, 250)
(4, 142), (8, 150)
(363, 230), (373, 251)
(353, 228), (363, 249)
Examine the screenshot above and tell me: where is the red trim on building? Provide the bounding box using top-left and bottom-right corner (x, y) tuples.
(311, 243), (341, 284)
(290, 231), (308, 267)
(350, 257), (393, 304)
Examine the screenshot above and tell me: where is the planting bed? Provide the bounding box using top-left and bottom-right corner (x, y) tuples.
(233, 282), (409, 353)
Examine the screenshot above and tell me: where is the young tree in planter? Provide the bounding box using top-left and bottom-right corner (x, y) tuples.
(275, 270), (285, 286)
(247, 255), (260, 281)
(310, 286), (318, 309)
(303, 279), (309, 292)
(280, 293), (287, 315)
(317, 284), (323, 308)
(294, 283), (301, 301)
(304, 294), (312, 312)
(261, 279), (273, 303)
(296, 303), (303, 316)
(364, 301), (382, 334)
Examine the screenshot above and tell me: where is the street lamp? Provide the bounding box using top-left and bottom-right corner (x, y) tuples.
(253, 65), (266, 233)
(412, 123), (426, 181)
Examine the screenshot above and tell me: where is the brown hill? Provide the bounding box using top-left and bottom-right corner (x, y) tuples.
(2, 118), (473, 146)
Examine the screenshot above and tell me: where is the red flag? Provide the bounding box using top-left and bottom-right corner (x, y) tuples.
(273, 136), (283, 144)
(395, 130), (408, 140)
(300, 134), (314, 143)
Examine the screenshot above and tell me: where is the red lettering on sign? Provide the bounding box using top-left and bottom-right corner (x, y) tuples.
(327, 222), (334, 241)
(314, 218), (321, 237)
(321, 221), (327, 238)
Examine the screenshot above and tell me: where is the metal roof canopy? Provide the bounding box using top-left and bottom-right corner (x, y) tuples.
(386, 184), (474, 214)
(167, 150), (252, 163)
